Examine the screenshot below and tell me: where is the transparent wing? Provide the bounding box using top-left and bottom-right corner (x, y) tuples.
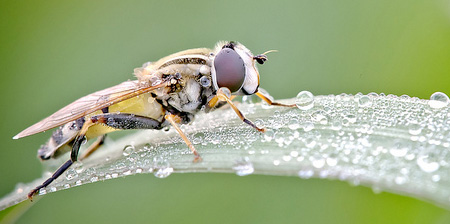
(14, 80), (168, 139)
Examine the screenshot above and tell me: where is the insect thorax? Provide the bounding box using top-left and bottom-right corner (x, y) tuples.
(136, 57), (219, 124)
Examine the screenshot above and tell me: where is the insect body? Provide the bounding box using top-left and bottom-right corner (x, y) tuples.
(14, 41), (295, 199)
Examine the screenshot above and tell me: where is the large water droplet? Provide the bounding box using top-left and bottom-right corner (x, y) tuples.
(232, 157), (254, 176)
(428, 92), (450, 109)
(296, 91), (314, 110)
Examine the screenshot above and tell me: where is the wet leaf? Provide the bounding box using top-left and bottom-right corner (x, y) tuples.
(1, 92), (450, 211)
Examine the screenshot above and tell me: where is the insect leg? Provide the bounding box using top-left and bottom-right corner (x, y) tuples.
(216, 87), (265, 132)
(28, 120), (94, 200)
(27, 160), (73, 200)
(79, 113), (166, 159)
(165, 114), (202, 162)
(255, 91), (296, 107)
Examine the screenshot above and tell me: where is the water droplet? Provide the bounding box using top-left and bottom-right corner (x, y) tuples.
(258, 88), (274, 109)
(416, 155), (440, 173)
(39, 189), (47, 195)
(123, 145), (135, 156)
(153, 156), (173, 178)
(296, 91), (314, 110)
(428, 92), (449, 109)
(408, 121), (422, 135)
(358, 95), (373, 107)
(389, 142), (408, 157)
(326, 156), (338, 166)
(311, 155), (325, 168)
(303, 121), (314, 132)
(242, 95), (260, 104)
(273, 160), (281, 166)
(330, 119), (342, 130)
(232, 157), (254, 176)
(298, 169), (314, 179)
(75, 163), (84, 174)
(65, 169), (78, 180)
(264, 129), (275, 142)
(344, 114), (357, 123)
(90, 176), (99, 183)
(288, 118), (300, 130)
(394, 176), (407, 185)
(290, 151), (299, 157)
(311, 110), (329, 125)
(432, 174), (441, 182)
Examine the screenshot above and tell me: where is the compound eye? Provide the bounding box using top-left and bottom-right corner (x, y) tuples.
(213, 48), (245, 93)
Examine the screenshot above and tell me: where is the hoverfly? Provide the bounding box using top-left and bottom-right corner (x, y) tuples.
(14, 41), (295, 199)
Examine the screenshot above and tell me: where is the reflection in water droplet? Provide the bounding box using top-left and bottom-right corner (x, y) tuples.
(296, 91), (314, 110)
(232, 157), (254, 176)
(428, 92), (450, 109)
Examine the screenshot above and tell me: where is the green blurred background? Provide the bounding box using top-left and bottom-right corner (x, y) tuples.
(1, 0), (450, 223)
